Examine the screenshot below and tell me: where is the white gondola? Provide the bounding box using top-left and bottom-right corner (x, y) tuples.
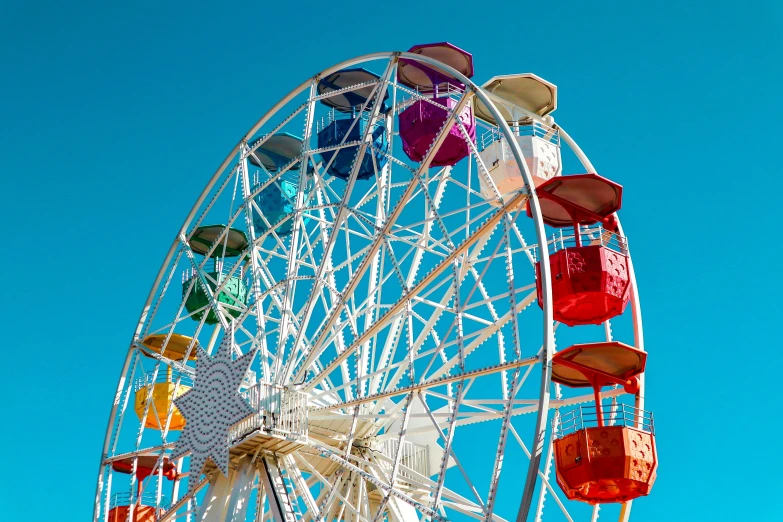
(475, 73), (561, 205)
(479, 122), (561, 204)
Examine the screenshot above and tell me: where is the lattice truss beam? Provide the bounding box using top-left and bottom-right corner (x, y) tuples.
(97, 53), (638, 522)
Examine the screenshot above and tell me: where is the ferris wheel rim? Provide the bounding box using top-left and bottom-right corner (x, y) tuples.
(93, 49), (557, 522)
(553, 127), (646, 522)
(92, 49), (648, 522)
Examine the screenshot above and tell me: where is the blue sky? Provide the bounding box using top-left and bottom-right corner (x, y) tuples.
(1, 1), (781, 520)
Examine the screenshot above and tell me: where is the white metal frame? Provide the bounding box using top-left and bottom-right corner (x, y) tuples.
(93, 51), (646, 522)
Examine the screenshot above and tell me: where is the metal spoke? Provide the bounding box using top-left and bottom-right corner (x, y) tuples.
(96, 50), (649, 522)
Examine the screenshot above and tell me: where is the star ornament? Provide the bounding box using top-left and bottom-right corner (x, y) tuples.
(172, 325), (256, 492)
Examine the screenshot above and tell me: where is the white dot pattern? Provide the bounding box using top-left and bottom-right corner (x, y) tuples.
(171, 324), (256, 493)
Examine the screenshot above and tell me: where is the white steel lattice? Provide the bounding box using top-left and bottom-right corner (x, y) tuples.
(93, 51), (648, 522)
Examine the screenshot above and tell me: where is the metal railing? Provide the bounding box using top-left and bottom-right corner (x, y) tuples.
(556, 404), (654, 438)
(230, 383), (308, 442)
(181, 260), (248, 286)
(393, 82), (467, 115)
(406, 81), (466, 99)
(109, 492), (170, 510)
(133, 370), (193, 392)
(532, 224), (628, 261)
(479, 121), (560, 150)
(379, 439), (430, 480)
(316, 106), (385, 133)
(252, 170), (302, 191)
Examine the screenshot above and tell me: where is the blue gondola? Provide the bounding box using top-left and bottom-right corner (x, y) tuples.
(316, 68), (390, 180)
(247, 133), (309, 237)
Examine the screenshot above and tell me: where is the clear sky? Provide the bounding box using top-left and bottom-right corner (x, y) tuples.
(1, 1), (781, 520)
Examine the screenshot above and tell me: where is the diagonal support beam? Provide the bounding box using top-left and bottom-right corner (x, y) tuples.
(259, 455), (297, 522)
(280, 59), (397, 385)
(302, 187), (527, 393)
(311, 355), (538, 412)
(292, 90), (477, 385)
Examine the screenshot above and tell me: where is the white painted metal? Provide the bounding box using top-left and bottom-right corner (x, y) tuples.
(478, 124), (561, 205)
(226, 457), (257, 522)
(259, 456), (297, 522)
(200, 470), (239, 522)
(94, 50), (647, 522)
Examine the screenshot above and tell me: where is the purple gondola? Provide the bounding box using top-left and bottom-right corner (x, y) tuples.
(397, 42), (476, 167)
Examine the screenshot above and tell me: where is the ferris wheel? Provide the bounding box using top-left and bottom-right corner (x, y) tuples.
(94, 43), (657, 522)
